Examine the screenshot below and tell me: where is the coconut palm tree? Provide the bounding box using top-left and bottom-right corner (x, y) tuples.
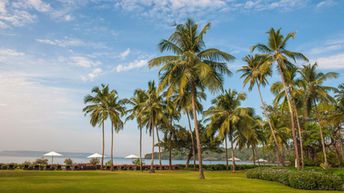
(83, 84), (111, 168)
(270, 66), (305, 168)
(149, 19), (234, 179)
(172, 88), (205, 169)
(298, 63), (338, 166)
(125, 89), (148, 171)
(204, 89), (252, 172)
(251, 28), (308, 169)
(238, 54), (284, 166)
(163, 99), (181, 169)
(107, 89), (126, 170)
(141, 81), (166, 173)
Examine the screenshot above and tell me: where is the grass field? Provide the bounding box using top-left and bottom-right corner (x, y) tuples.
(0, 170), (340, 193)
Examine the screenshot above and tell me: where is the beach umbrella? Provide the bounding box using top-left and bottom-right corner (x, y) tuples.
(256, 158), (268, 163)
(228, 157), (241, 161)
(43, 151), (62, 165)
(87, 153), (103, 158)
(124, 154), (139, 159)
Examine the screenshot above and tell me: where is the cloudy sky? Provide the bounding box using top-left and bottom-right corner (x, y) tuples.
(0, 0), (343, 156)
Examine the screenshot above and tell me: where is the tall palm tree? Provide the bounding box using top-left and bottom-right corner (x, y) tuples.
(107, 89), (126, 170)
(298, 63), (338, 166)
(173, 88), (205, 170)
(141, 81), (165, 173)
(163, 99), (181, 169)
(126, 89), (148, 171)
(204, 89), (252, 172)
(83, 84), (111, 168)
(238, 54), (284, 166)
(270, 66), (305, 168)
(149, 19), (234, 179)
(251, 28), (308, 169)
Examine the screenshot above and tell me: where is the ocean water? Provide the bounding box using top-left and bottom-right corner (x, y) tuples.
(0, 155), (254, 165)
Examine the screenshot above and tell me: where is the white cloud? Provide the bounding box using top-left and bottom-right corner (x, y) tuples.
(36, 38), (85, 47)
(115, 0), (308, 22)
(71, 56), (101, 68)
(114, 59), (147, 72)
(13, 0), (52, 12)
(81, 68), (103, 81)
(63, 14), (73, 21)
(316, 0), (335, 9)
(0, 0), (7, 14)
(119, 48), (131, 59)
(314, 53), (344, 69)
(0, 48), (25, 57)
(0, 0), (53, 29)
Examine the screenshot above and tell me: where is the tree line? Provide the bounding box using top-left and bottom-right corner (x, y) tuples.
(83, 19), (344, 179)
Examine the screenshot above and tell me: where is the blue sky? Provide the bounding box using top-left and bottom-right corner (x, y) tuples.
(0, 0), (343, 156)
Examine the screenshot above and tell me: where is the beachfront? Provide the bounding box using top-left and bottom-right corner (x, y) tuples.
(0, 1), (344, 192)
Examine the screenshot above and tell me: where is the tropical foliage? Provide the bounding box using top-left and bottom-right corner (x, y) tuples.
(83, 19), (343, 180)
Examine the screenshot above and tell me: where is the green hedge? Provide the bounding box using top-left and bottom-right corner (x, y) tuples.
(176, 164), (265, 171)
(246, 168), (343, 190)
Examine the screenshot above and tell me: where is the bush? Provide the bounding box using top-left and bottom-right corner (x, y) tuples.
(176, 164), (263, 171)
(34, 158), (48, 165)
(64, 158), (73, 166)
(246, 167), (343, 190)
(89, 158), (100, 165)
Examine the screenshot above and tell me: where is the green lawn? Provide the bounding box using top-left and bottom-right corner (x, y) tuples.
(0, 170), (340, 193)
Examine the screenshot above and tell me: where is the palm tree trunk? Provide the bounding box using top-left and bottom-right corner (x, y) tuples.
(292, 102), (305, 169)
(186, 112), (196, 171)
(257, 84), (284, 166)
(191, 87), (205, 179)
(252, 147), (256, 166)
(334, 127), (344, 166)
(101, 121), (105, 169)
(169, 131), (172, 170)
(314, 101), (328, 166)
(156, 127), (162, 170)
(230, 132), (236, 173)
(150, 122), (155, 173)
(186, 147), (193, 167)
(225, 133), (229, 171)
(111, 124), (114, 171)
(140, 126), (143, 172)
(277, 62), (300, 169)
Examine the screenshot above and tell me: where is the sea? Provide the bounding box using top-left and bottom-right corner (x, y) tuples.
(0, 151), (253, 165)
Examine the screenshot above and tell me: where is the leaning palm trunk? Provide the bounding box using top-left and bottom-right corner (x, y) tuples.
(186, 112), (196, 170)
(101, 122), (105, 169)
(291, 100), (305, 169)
(314, 102), (328, 166)
(277, 62), (300, 169)
(150, 122), (155, 173)
(111, 124), (114, 170)
(191, 88), (205, 179)
(139, 126), (143, 172)
(225, 133), (229, 170)
(156, 127), (162, 170)
(257, 84), (284, 166)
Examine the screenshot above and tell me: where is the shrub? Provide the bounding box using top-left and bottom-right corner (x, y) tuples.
(64, 158), (73, 166)
(246, 168), (343, 190)
(89, 158), (100, 165)
(34, 158), (48, 165)
(176, 164), (263, 171)
(1, 165), (8, 170)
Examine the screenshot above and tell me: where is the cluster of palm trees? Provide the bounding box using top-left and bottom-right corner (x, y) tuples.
(83, 19), (343, 179)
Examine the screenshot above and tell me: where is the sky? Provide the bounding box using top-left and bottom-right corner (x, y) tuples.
(0, 0), (343, 157)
